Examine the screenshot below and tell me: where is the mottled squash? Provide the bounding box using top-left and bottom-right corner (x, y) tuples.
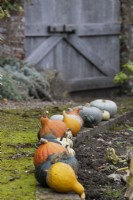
(42, 134), (62, 145)
(35, 159), (52, 187)
(79, 106), (102, 127)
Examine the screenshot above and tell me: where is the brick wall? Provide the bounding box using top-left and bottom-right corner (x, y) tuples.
(0, 13), (25, 59)
(0, 1), (133, 62)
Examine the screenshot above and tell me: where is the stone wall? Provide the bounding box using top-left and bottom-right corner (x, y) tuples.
(120, 0), (133, 64)
(0, 1), (133, 63)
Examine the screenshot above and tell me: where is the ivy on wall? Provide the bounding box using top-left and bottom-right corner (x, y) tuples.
(0, 0), (23, 19)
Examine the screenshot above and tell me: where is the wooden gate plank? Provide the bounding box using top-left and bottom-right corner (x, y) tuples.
(77, 23), (120, 36)
(25, 36), (62, 66)
(68, 77), (116, 92)
(65, 36), (112, 76)
(25, 23), (120, 37)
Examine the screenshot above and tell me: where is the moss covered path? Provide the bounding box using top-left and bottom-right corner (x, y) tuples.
(0, 109), (39, 200)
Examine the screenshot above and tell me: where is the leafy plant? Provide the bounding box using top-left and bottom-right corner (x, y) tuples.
(125, 124), (133, 132)
(114, 62), (133, 94)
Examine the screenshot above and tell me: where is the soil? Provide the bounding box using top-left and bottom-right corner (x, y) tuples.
(74, 117), (133, 200)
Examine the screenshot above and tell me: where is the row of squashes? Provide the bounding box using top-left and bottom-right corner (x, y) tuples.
(33, 99), (118, 200)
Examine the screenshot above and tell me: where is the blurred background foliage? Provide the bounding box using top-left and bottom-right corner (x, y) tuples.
(0, 0), (24, 19)
(0, 57), (54, 101)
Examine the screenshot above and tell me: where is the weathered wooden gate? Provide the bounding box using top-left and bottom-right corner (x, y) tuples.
(25, 0), (120, 92)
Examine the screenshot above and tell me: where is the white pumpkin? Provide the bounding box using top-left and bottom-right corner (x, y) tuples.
(50, 114), (63, 121)
(90, 99), (117, 117)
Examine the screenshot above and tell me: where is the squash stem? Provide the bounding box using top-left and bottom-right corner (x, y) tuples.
(81, 192), (86, 200)
(40, 138), (48, 144)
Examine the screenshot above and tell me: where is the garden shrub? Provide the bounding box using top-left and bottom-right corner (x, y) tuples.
(0, 57), (54, 101)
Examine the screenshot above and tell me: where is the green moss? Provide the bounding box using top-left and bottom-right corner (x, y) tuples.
(0, 109), (38, 200)
(0, 104), (74, 200)
(0, 158), (36, 199)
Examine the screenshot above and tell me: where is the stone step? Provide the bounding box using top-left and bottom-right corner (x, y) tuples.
(36, 186), (81, 200)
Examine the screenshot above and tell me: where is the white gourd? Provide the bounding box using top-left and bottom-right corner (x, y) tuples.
(102, 110), (110, 121)
(57, 139), (70, 148)
(66, 146), (76, 156)
(57, 137), (73, 148)
(64, 129), (73, 140)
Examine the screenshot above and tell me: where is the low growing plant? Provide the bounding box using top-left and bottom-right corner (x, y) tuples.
(114, 62), (133, 95)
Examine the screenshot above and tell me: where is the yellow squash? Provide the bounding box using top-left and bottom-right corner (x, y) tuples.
(46, 162), (85, 200)
(62, 111), (81, 136)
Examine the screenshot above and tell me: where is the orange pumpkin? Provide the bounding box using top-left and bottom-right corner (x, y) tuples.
(33, 139), (66, 166)
(38, 116), (68, 139)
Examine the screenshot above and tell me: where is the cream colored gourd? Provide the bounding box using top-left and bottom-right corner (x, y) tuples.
(63, 111), (81, 136)
(57, 140), (69, 148)
(56, 138), (75, 156)
(102, 110), (110, 121)
(57, 137), (73, 148)
(46, 162), (85, 200)
(66, 146), (76, 156)
(65, 129), (73, 140)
